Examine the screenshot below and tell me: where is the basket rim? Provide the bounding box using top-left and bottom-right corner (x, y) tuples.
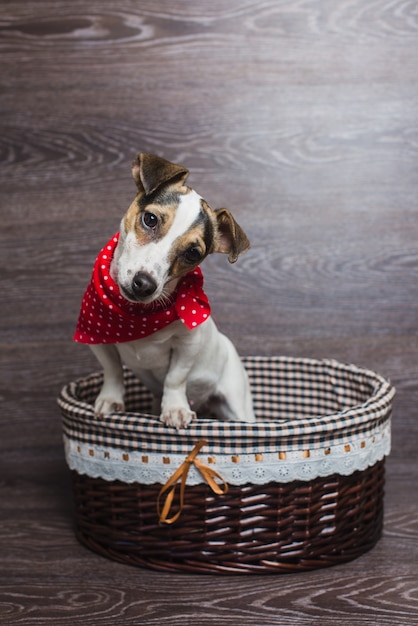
(58, 355), (394, 442)
(58, 357), (395, 484)
(58, 356), (394, 486)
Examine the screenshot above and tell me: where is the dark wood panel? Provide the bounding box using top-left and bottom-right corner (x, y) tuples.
(1, 0), (418, 624)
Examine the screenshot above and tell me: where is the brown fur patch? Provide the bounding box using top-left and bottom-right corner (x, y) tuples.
(168, 221), (210, 279)
(123, 194), (180, 244)
(123, 197), (141, 236)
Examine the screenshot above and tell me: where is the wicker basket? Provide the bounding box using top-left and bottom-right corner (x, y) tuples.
(58, 356), (394, 574)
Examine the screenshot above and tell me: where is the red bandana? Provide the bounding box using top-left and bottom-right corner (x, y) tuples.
(74, 233), (211, 344)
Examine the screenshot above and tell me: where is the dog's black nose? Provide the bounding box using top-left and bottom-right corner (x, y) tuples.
(131, 272), (158, 299)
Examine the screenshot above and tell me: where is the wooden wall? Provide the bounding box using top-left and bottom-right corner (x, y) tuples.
(1, 1), (418, 624)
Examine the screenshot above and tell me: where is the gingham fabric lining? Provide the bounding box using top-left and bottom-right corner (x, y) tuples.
(58, 356), (394, 457)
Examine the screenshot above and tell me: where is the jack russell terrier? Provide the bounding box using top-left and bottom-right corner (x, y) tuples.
(74, 152), (256, 429)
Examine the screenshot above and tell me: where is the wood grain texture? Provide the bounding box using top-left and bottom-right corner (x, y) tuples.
(1, 0), (418, 624)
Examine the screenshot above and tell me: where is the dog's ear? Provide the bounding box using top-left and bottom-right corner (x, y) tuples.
(213, 208), (251, 263)
(132, 153), (189, 196)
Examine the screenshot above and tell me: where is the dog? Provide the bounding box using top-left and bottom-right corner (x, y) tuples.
(74, 152), (256, 429)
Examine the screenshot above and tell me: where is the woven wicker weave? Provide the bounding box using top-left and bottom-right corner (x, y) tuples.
(71, 461), (384, 574)
(58, 356), (394, 574)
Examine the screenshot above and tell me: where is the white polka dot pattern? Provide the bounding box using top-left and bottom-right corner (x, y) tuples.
(74, 233), (211, 344)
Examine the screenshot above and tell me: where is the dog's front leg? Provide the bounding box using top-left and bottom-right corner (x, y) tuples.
(160, 339), (199, 429)
(90, 344), (125, 417)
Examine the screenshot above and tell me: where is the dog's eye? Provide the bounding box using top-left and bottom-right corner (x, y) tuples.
(184, 247), (202, 264)
(142, 212), (158, 229)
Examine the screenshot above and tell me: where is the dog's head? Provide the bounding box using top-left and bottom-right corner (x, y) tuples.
(111, 153), (250, 304)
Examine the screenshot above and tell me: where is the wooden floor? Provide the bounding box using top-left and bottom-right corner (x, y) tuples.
(1, 1), (418, 624)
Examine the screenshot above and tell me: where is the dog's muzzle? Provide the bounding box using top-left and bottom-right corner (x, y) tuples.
(131, 271), (158, 299)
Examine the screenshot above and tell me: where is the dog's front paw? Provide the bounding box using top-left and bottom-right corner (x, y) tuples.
(94, 395), (125, 418)
(160, 407), (196, 430)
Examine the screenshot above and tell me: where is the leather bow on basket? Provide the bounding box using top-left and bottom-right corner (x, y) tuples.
(157, 439), (229, 524)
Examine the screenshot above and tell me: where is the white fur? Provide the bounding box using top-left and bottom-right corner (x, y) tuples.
(111, 190), (203, 303)
(90, 191), (256, 429)
(91, 316), (255, 428)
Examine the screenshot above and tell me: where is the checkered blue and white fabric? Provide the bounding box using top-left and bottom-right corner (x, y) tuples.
(58, 356), (394, 485)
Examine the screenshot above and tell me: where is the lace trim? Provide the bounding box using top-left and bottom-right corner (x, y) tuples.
(63, 420), (390, 485)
